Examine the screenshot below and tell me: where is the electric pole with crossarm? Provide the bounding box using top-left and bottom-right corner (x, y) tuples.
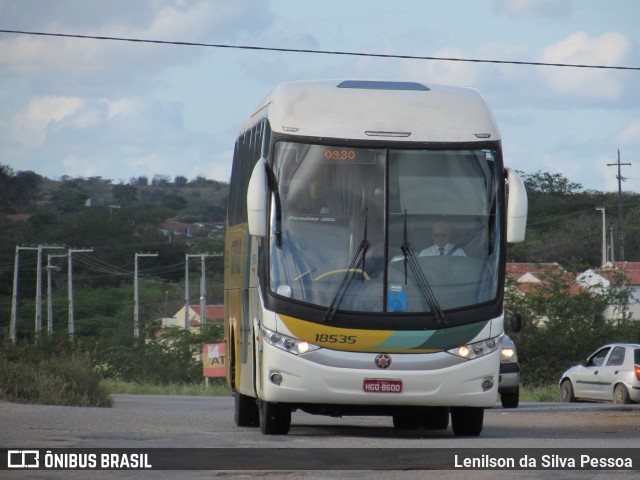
(607, 149), (631, 262)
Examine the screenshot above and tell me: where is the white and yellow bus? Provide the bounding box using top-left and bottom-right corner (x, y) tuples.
(224, 80), (527, 436)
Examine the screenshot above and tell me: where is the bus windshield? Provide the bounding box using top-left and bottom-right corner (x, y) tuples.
(269, 141), (502, 315)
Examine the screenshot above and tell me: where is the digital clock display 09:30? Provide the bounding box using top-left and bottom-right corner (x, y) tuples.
(324, 148), (357, 161)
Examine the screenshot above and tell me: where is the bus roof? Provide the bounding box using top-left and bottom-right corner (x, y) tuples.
(242, 79), (501, 143)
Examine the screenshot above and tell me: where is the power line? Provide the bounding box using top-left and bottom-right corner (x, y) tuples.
(1, 29), (639, 71)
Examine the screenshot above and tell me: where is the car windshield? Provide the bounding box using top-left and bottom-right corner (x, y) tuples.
(268, 141), (502, 315)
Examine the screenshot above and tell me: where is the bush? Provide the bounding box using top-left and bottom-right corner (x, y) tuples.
(505, 267), (637, 387)
(0, 340), (112, 407)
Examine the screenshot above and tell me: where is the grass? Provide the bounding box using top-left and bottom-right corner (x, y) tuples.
(520, 384), (559, 403)
(103, 378), (232, 396)
(104, 379), (558, 402)
(0, 351), (113, 407)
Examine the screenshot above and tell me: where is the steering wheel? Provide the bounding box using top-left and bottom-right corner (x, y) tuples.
(314, 268), (370, 281)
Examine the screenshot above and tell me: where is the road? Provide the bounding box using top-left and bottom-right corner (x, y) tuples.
(1, 395), (639, 479)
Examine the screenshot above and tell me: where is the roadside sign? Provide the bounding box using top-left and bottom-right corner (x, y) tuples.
(203, 343), (226, 378)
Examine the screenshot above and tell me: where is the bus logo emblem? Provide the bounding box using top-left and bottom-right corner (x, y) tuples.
(374, 354), (392, 369)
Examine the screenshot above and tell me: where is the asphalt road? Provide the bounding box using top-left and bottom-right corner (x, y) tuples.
(2, 395), (639, 479)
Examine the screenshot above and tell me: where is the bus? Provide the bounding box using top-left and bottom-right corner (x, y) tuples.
(224, 79), (527, 436)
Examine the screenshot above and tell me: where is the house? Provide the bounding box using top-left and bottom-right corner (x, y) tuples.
(577, 262), (640, 320)
(506, 262), (580, 295)
(159, 221), (226, 238)
(4, 213), (31, 223)
(159, 220), (193, 237)
(164, 304), (225, 329)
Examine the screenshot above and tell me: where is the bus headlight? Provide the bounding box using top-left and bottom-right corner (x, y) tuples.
(261, 326), (320, 355)
(447, 335), (502, 360)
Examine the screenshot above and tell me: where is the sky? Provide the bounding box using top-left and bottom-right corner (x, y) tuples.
(0, 0), (639, 193)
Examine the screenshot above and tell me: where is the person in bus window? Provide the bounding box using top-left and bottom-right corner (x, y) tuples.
(420, 223), (466, 256)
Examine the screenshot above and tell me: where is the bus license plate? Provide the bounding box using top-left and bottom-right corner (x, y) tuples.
(363, 378), (403, 393)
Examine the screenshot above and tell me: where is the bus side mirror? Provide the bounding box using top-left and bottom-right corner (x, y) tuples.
(247, 159), (268, 237)
(506, 169), (527, 243)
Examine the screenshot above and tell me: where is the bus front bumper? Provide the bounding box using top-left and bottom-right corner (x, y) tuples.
(259, 343), (500, 408)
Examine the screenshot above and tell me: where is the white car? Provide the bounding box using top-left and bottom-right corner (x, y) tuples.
(498, 335), (520, 408)
(559, 343), (640, 404)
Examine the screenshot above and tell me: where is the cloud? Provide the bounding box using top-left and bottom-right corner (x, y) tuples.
(11, 95), (85, 146)
(0, 0), (273, 81)
(617, 120), (640, 146)
(538, 32), (637, 102)
(495, 0), (571, 19)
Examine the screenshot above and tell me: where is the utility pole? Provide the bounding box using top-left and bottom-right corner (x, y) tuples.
(10, 246), (38, 344)
(607, 149), (631, 262)
(184, 254), (190, 329)
(46, 253), (68, 334)
(185, 254), (208, 328)
(68, 249), (93, 340)
(134, 253), (158, 338)
(35, 245), (65, 339)
(609, 226), (615, 262)
(184, 253), (223, 328)
(595, 207), (606, 267)
(199, 255), (207, 327)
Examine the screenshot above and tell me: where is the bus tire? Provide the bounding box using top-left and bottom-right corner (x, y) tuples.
(392, 413), (420, 430)
(234, 392), (259, 427)
(421, 407), (449, 430)
(259, 400), (291, 435)
(451, 407), (484, 437)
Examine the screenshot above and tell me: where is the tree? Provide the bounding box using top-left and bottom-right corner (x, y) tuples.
(112, 184), (138, 205)
(152, 175), (170, 186)
(519, 170), (583, 197)
(505, 267), (630, 386)
(55, 184), (88, 213)
(161, 194), (188, 211)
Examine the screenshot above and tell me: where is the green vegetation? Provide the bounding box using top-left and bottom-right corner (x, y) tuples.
(0, 323), (226, 406)
(505, 266), (640, 387)
(0, 338), (112, 407)
(103, 379), (231, 396)
(520, 384), (558, 403)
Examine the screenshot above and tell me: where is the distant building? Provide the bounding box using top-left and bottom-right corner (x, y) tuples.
(159, 221), (225, 238)
(4, 213), (31, 223)
(159, 221), (193, 237)
(577, 262), (640, 321)
(506, 262), (580, 295)
(163, 305), (224, 329)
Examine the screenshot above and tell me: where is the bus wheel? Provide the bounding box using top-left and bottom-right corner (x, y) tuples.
(259, 400), (291, 435)
(450, 407), (484, 437)
(392, 413), (420, 430)
(234, 392), (259, 427)
(421, 407), (449, 430)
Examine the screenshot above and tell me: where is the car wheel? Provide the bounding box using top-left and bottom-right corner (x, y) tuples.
(501, 388), (520, 409)
(259, 400), (291, 435)
(451, 407), (484, 437)
(613, 384), (631, 404)
(560, 379), (576, 403)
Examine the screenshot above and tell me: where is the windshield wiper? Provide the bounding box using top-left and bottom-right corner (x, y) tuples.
(323, 208), (369, 322)
(400, 211), (447, 325)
